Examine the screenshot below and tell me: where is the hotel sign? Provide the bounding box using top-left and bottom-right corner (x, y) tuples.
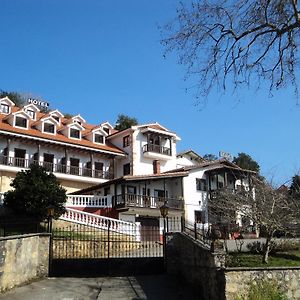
(27, 98), (49, 108)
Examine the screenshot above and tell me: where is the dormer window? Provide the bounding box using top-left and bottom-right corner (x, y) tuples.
(70, 128), (80, 139)
(52, 116), (59, 123)
(15, 116), (28, 128)
(26, 109), (35, 119)
(43, 123), (55, 134)
(94, 134), (104, 144)
(103, 127), (110, 135)
(0, 104), (9, 114)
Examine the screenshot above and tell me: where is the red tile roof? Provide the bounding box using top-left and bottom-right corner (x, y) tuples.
(0, 106), (124, 155)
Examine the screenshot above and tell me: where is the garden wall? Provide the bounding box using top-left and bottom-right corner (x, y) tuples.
(0, 233), (50, 292)
(225, 268), (300, 300)
(166, 232), (226, 300)
(167, 232), (300, 300)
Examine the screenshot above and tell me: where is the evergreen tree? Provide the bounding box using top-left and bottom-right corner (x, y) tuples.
(233, 152), (260, 173)
(114, 114), (138, 131)
(4, 164), (66, 220)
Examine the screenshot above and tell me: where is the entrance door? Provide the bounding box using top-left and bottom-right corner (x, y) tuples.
(136, 217), (160, 242)
(94, 162), (104, 178)
(70, 158), (80, 175)
(43, 153), (54, 172)
(14, 148), (26, 167)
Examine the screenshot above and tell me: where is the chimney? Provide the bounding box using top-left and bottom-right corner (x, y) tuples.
(153, 160), (161, 174)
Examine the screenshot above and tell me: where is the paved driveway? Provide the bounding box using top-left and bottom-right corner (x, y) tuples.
(0, 275), (199, 300)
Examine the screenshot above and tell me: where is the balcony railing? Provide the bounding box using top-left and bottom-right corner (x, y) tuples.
(142, 144), (171, 156)
(0, 155), (113, 180)
(114, 193), (183, 210)
(66, 195), (112, 208)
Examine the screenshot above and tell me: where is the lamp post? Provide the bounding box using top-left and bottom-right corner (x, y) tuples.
(160, 202), (169, 271)
(46, 205), (55, 233)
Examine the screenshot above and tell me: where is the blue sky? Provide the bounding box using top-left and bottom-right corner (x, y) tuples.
(1, 0), (299, 185)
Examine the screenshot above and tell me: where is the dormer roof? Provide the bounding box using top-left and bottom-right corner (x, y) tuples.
(71, 114), (86, 124)
(49, 109), (64, 117)
(0, 97), (15, 107)
(23, 103), (40, 112)
(100, 121), (113, 129)
(12, 110), (31, 119)
(40, 115), (58, 124)
(0, 105), (125, 156)
(65, 121), (85, 131)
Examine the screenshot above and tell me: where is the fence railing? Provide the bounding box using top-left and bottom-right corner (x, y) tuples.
(142, 144), (171, 156)
(114, 194), (183, 210)
(52, 222), (163, 259)
(0, 155), (113, 180)
(181, 219), (212, 249)
(0, 220), (49, 237)
(66, 195), (112, 208)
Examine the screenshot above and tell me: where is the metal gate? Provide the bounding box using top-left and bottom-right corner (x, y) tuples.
(50, 220), (165, 277)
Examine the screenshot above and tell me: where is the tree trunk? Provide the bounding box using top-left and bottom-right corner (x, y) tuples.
(262, 236), (271, 264)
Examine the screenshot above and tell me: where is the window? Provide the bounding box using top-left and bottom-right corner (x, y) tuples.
(70, 128), (80, 139)
(94, 134), (104, 144)
(104, 187), (110, 196)
(52, 116), (60, 123)
(123, 163), (130, 175)
(196, 179), (207, 191)
(154, 189), (168, 199)
(95, 162), (104, 178)
(43, 123), (55, 134)
(123, 135), (130, 147)
(14, 148), (26, 167)
(43, 153), (54, 172)
(0, 104), (9, 114)
(15, 116), (27, 128)
(70, 158), (80, 175)
(195, 211), (205, 223)
(26, 110), (35, 119)
(103, 127), (110, 135)
(127, 186), (136, 194)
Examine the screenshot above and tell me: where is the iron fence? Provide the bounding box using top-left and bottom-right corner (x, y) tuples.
(52, 222), (164, 259)
(181, 219), (212, 248)
(0, 220), (49, 237)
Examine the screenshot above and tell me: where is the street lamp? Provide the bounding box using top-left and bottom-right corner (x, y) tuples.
(46, 205), (55, 233)
(160, 202), (169, 271)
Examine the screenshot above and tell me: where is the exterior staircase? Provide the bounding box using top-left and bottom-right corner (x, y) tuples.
(60, 207), (140, 237)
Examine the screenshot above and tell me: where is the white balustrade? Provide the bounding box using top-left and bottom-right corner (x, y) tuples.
(60, 208), (140, 238)
(66, 195), (112, 208)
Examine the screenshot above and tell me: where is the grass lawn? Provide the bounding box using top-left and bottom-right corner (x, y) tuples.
(227, 251), (300, 267)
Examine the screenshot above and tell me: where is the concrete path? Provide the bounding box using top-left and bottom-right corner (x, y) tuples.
(0, 275), (199, 300)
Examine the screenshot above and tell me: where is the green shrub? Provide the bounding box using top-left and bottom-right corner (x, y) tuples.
(235, 279), (287, 300)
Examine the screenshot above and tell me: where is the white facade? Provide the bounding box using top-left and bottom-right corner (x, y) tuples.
(109, 123), (179, 177)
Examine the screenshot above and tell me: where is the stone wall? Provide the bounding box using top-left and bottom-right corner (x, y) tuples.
(167, 232), (300, 300)
(0, 233), (50, 292)
(166, 232), (226, 300)
(225, 268), (300, 300)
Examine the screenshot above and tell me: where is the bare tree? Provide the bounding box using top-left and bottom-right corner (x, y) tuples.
(209, 176), (300, 263)
(162, 1), (300, 99)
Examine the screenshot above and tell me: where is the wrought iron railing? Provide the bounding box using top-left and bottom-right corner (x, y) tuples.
(0, 155), (113, 180)
(114, 193), (183, 210)
(142, 144), (171, 156)
(181, 219), (212, 249)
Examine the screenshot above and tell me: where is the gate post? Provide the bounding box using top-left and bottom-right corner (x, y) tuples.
(107, 220), (111, 258)
(46, 206), (55, 277)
